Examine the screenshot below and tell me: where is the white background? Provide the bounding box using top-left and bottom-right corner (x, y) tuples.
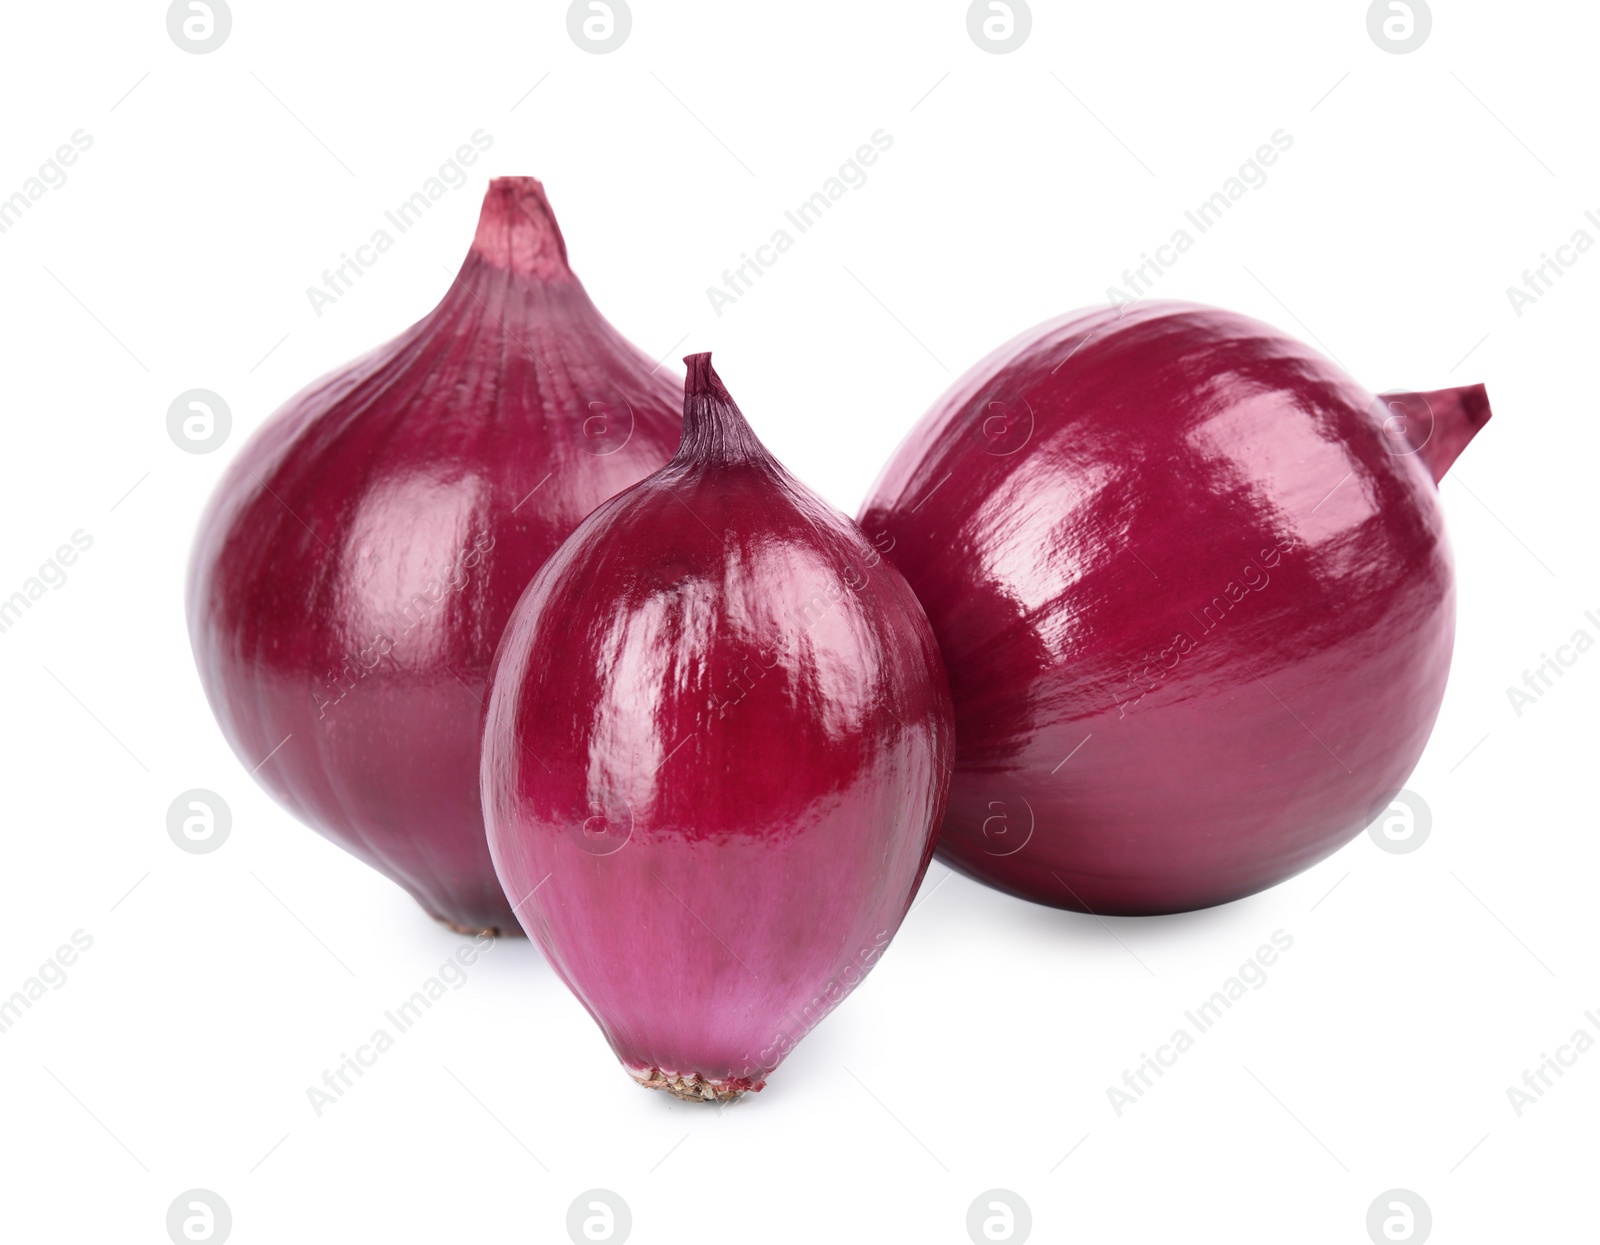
(1, 1), (1595, 1241)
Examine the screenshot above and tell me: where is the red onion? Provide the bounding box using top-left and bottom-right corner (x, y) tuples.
(860, 301), (1490, 914)
(188, 177), (681, 934)
(483, 354), (953, 1100)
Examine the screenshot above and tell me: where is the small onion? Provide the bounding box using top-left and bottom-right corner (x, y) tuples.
(483, 354), (953, 1101)
(860, 301), (1491, 914)
(188, 177), (681, 934)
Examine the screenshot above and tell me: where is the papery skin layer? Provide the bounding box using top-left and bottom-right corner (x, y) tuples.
(188, 178), (681, 933)
(860, 301), (1490, 915)
(483, 354), (953, 1095)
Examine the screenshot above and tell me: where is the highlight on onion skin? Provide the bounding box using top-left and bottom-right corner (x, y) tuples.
(483, 353), (953, 1101)
(187, 177), (681, 935)
(859, 300), (1491, 916)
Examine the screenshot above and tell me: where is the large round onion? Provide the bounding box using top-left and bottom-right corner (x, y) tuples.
(860, 301), (1490, 914)
(188, 178), (681, 934)
(483, 354), (953, 1100)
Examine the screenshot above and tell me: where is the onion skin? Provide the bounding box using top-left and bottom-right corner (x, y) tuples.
(187, 178), (680, 935)
(483, 354), (953, 1100)
(860, 301), (1490, 915)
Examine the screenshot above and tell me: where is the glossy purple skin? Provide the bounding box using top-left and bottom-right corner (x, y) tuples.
(483, 355), (953, 1097)
(860, 301), (1490, 915)
(187, 178), (681, 934)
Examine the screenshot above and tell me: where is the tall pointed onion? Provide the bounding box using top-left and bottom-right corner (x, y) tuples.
(861, 301), (1491, 914)
(483, 354), (953, 1101)
(187, 177), (681, 934)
